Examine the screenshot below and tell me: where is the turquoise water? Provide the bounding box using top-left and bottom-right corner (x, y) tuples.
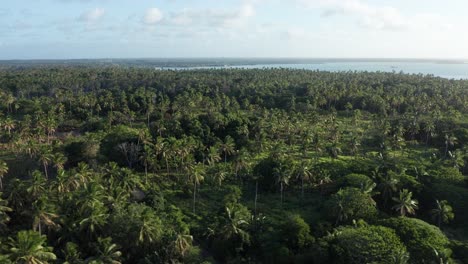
(168, 61), (468, 80)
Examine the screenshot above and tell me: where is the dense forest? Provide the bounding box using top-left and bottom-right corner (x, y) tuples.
(0, 67), (467, 263)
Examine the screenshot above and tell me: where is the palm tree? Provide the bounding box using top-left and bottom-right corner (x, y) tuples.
(274, 166), (290, 205)
(189, 163), (205, 214)
(392, 189), (418, 216)
(206, 146), (221, 166)
(78, 201), (109, 239)
(423, 121), (435, 146)
(294, 162), (313, 200)
(87, 237), (122, 264)
(233, 149), (250, 183)
(51, 153), (67, 172)
(137, 207), (162, 245)
(31, 197), (59, 235)
(8, 230), (57, 264)
(38, 149), (53, 179)
(172, 234), (193, 258)
(0, 160), (8, 190)
(430, 200), (454, 228)
(0, 193), (12, 228)
(154, 139), (170, 174)
(220, 136), (236, 163)
(218, 205), (251, 253)
(444, 134), (457, 158)
(2, 117), (15, 136)
(379, 173), (399, 208)
(26, 171), (47, 199)
(62, 242), (83, 264)
(211, 168), (228, 187)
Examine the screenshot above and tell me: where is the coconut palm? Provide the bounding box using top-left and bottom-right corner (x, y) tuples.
(2, 117), (15, 136)
(444, 134), (457, 158)
(232, 149), (250, 183)
(220, 136), (236, 163)
(188, 163), (205, 214)
(0, 193), (12, 228)
(137, 207), (162, 245)
(274, 166), (290, 205)
(30, 197), (59, 235)
(38, 149), (53, 179)
(294, 162), (313, 200)
(62, 242), (83, 264)
(87, 237), (122, 264)
(172, 234), (193, 258)
(379, 172), (399, 208)
(392, 189), (419, 216)
(8, 230), (57, 264)
(430, 200), (454, 228)
(52, 153), (67, 172)
(218, 205), (251, 250)
(206, 146), (221, 166)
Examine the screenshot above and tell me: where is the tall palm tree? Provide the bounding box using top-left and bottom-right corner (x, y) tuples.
(206, 146), (221, 166)
(137, 207), (162, 245)
(30, 197), (59, 235)
(430, 200), (454, 228)
(232, 149), (250, 183)
(294, 162), (313, 200)
(189, 163), (205, 214)
(38, 149), (53, 180)
(274, 166), (290, 205)
(0, 160), (8, 190)
(444, 134), (457, 158)
(8, 230), (57, 264)
(392, 189), (418, 217)
(219, 206), (250, 245)
(220, 136), (236, 163)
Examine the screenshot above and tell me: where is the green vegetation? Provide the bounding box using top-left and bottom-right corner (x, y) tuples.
(0, 67), (466, 263)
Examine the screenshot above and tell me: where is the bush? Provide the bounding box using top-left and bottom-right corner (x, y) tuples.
(339, 173), (374, 189)
(279, 214), (314, 253)
(325, 187), (378, 224)
(326, 225), (407, 264)
(99, 125), (141, 166)
(427, 167), (465, 185)
(379, 217), (450, 263)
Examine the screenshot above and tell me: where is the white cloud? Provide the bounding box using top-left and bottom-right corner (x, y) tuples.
(298, 0), (451, 31)
(78, 8), (105, 23)
(144, 8), (163, 25)
(164, 4), (255, 28)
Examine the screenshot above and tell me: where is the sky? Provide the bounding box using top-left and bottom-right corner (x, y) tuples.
(1, 0), (468, 59)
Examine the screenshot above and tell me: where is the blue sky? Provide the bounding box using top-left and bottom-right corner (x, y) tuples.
(1, 0), (467, 59)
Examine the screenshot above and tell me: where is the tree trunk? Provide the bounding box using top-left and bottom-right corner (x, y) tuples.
(144, 162), (148, 185)
(301, 176), (304, 201)
(192, 182), (197, 214)
(280, 182), (283, 205)
(166, 158), (170, 175)
(43, 162), (49, 179)
(254, 181), (258, 216)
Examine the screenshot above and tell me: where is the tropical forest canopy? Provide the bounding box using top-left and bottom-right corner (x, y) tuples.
(0, 67), (467, 263)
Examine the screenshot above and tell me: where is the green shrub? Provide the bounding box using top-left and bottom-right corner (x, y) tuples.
(325, 187), (378, 224)
(326, 225), (407, 264)
(379, 217), (450, 263)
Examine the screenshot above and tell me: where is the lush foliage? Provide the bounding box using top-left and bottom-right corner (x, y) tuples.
(0, 67), (466, 263)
